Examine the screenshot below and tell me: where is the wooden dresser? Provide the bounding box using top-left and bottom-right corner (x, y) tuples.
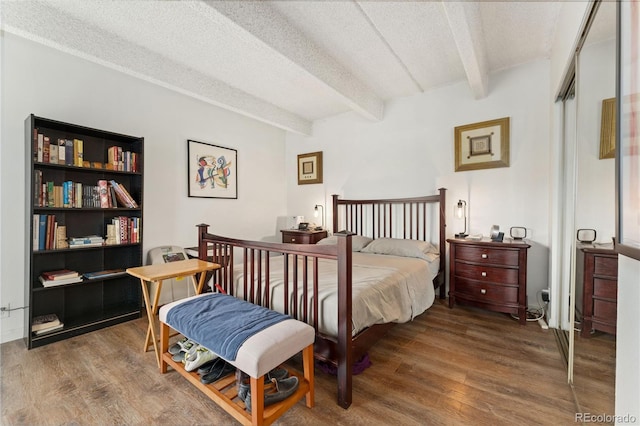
(281, 229), (328, 244)
(447, 238), (530, 325)
(576, 244), (618, 337)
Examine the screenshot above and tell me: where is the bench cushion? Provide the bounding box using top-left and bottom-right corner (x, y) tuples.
(160, 293), (315, 378)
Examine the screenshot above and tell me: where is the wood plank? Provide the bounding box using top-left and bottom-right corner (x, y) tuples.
(1, 300), (614, 425)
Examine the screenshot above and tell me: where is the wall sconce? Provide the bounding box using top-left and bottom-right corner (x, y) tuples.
(454, 199), (468, 238)
(314, 204), (324, 229)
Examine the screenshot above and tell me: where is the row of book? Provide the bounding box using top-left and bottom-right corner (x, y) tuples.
(34, 173), (138, 209)
(33, 130), (139, 172)
(33, 215), (141, 251)
(33, 131), (84, 167)
(107, 216), (141, 244)
(38, 268), (127, 288)
(107, 146), (139, 172)
(33, 215), (67, 251)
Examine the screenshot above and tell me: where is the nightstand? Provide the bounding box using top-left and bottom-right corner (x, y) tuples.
(281, 229), (328, 244)
(576, 244), (618, 337)
(447, 238), (530, 325)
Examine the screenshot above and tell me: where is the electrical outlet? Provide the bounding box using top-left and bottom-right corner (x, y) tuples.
(0, 303), (10, 318)
(541, 289), (550, 303)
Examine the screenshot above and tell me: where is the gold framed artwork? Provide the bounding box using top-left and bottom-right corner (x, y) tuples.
(297, 151), (323, 185)
(599, 97), (616, 159)
(454, 117), (510, 172)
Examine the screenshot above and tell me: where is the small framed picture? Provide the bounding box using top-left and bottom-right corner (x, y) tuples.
(187, 139), (237, 199)
(297, 151), (323, 185)
(454, 117), (510, 172)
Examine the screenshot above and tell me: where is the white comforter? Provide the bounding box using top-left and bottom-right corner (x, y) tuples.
(232, 252), (438, 337)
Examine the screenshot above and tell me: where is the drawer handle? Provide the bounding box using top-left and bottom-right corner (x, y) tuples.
(481, 253), (488, 259)
(481, 272), (487, 277)
(480, 289), (487, 295)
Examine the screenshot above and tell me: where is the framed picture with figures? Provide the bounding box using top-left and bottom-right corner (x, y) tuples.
(187, 139), (237, 199)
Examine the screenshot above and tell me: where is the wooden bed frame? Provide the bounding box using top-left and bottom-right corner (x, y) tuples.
(196, 188), (446, 409)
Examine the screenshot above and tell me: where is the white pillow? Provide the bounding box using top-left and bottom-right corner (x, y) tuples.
(316, 235), (373, 252)
(360, 238), (439, 261)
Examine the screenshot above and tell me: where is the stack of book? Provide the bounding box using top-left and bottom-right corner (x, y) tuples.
(39, 269), (82, 287)
(31, 313), (64, 335)
(69, 235), (104, 248)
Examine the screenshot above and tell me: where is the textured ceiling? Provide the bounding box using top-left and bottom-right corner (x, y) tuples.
(1, 0), (567, 135)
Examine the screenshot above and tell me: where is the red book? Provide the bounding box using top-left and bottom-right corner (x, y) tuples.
(98, 180), (110, 208)
(42, 269), (79, 280)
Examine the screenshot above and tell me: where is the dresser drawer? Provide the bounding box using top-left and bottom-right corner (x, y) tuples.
(455, 245), (519, 267)
(594, 256), (617, 277)
(282, 234), (309, 244)
(593, 278), (617, 300)
(593, 299), (617, 322)
(454, 262), (518, 285)
(454, 278), (519, 305)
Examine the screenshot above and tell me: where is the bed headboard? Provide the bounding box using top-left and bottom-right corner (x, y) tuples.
(332, 188), (447, 295)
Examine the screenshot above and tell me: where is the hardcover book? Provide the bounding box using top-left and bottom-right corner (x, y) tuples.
(34, 323), (64, 335)
(41, 269), (79, 280)
(73, 139), (83, 167)
(65, 139), (73, 166)
(98, 180), (110, 208)
(57, 139), (66, 164)
(43, 136), (50, 163)
(32, 313), (61, 332)
(39, 275), (83, 287)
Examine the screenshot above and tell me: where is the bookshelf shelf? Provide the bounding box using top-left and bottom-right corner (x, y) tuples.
(25, 114), (144, 349)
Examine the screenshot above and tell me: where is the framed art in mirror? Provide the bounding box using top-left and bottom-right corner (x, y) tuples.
(297, 151), (323, 185)
(187, 139), (237, 199)
(599, 97), (616, 159)
(615, 1), (640, 261)
(454, 117), (510, 172)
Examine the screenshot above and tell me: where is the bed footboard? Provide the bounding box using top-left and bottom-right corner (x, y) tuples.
(196, 224), (355, 409)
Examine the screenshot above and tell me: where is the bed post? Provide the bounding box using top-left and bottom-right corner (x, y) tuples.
(332, 194), (339, 232)
(438, 188), (447, 299)
(335, 232), (353, 409)
(197, 223), (209, 260)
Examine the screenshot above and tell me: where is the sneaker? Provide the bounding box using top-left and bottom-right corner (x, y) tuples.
(184, 346), (218, 372)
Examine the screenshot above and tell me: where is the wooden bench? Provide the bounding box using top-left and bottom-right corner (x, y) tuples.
(158, 294), (315, 426)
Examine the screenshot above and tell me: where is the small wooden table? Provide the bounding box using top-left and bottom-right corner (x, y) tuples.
(126, 259), (220, 367)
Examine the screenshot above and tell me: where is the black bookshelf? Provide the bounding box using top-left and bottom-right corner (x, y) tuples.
(25, 114), (144, 348)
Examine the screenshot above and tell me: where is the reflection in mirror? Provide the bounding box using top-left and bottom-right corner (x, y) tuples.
(573, 0), (616, 414)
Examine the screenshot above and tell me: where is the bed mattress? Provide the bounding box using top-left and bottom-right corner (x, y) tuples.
(232, 252), (438, 337)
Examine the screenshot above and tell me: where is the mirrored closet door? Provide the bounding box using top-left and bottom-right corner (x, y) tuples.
(573, 0), (616, 412)
(567, 0), (617, 414)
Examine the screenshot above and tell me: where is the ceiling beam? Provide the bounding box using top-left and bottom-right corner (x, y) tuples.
(1, 1), (312, 135)
(195, 0), (384, 121)
(441, 1), (489, 99)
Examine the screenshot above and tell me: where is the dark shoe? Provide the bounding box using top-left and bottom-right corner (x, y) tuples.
(243, 376), (299, 413)
(200, 358), (235, 384)
(197, 359), (220, 375)
(236, 367), (290, 401)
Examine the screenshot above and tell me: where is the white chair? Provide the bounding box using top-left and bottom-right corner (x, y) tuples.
(146, 246), (194, 307)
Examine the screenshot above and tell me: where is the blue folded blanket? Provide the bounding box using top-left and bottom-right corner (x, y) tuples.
(165, 293), (289, 361)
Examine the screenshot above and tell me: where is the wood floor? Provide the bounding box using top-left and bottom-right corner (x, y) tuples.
(1, 299), (615, 425)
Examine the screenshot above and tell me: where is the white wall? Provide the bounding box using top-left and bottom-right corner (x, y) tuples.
(285, 60), (552, 307)
(0, 34), (287, 343)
